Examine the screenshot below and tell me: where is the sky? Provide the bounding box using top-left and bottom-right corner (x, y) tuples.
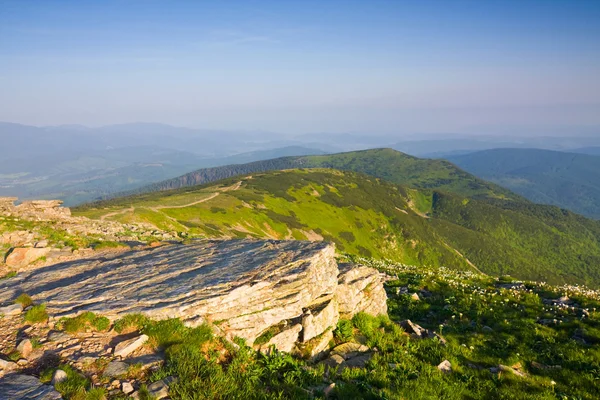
(1, 0), (599, 135)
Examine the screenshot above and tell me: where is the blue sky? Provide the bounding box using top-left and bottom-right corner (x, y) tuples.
(1, 0), (599, 135)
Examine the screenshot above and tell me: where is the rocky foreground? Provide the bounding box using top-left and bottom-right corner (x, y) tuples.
(0, 237), (387, 399)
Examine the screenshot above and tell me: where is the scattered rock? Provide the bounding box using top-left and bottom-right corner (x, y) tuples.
(114, 334), (149, 358)
(104, 361), (129, 378)
(147, 377), (175, 399)
(399, 319), (424, 337)
(0, 358), (18, 371)
(498, 364), (526, 377)
(122, 381), (134, 394)
(47, 331), (70, 343)
(331, 342), (369, 359)
(410, 293), (420, 301)
(34, 240), (49, 249)
(51, 369), (67, 386)
(438, 360), (452, 373)
(125, 353), (164, 370)
(0, 374), (62, 399)
(16, 339), (33, 358)
(0, 303), (23, 316)
(323, 382), (336, 397)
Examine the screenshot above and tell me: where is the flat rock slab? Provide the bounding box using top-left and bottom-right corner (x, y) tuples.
(0, 239), (338, 342)
(0, 374), (62, 400)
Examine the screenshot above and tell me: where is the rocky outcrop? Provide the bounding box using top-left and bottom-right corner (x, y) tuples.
(0, 239), (387, 353)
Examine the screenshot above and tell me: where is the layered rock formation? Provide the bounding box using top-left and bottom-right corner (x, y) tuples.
(0, 239), (387, 352)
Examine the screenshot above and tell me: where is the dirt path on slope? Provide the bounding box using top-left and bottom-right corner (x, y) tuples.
(99, 207), (135, 221)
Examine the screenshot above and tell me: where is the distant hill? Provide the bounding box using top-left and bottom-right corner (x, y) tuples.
(132, 148), (520, 202)
(75, 168), (600, 286)
(448, 148), (600, 219)
(571, 147), (600, 156)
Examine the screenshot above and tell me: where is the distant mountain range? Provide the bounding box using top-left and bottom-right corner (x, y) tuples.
(448, 148), (600, 219)
(125, 148), (519, 202)
(2, 121), (600, 205)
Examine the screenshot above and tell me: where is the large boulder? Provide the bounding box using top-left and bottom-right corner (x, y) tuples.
(0, 239), (388, 349)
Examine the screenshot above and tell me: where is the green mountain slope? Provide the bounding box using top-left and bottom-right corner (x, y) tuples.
(130, 148), (520, 202)
(75, 169), (600, 286)
(448, 148), (600, 219)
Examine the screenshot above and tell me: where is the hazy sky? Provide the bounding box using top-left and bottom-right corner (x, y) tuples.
(1, 0), (599, 134)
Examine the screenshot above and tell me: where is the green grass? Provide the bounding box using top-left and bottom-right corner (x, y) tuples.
(79, 257), (598, 400)
(57, 312), (110, 333)
(14, 293), (33, 308)
(90, 240), (130, 250)
(24, 304), (48, 323)
(53, 364), (107, 400)
(0, 271), (17, 280)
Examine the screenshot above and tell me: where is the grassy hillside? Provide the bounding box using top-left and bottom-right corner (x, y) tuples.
(449, 148), (600, 219)
(75, 169), (600, 286)
(128, 148), (521, 202)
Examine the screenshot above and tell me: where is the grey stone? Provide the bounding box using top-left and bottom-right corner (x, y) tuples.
(16, 339), (33, 358)
(438, 360), (452, 373)
(122, 381), (134, 394)
(125, 353), (164, 370)
(0, 374), (62, 400)
(47, 331), (70, 343)
(114, 334), (148, 358)
(0, 358), (18, 371)
(103, 361), (129, 378)
(343, 352), (373, 369)
(147, 377), (174, 399)
(51, 369), (67, 386)
(331, 342), (370, 359)
(399, 319), (425, 337)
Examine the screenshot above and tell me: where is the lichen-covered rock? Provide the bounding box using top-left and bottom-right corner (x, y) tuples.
(335, 264), (387, 318)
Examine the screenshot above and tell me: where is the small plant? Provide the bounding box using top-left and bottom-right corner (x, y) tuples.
(0, 271), (17, 280)
(24, 304), (48, 323)
(113, 313), (150, 334)
(31, 337), (43, 349)
(14, 293), (33, 308)
(91, 240), (129, 250)
(8, 350), (21, 361)
(53, 364), (91, 399)
(58, 312), (110, 333)
(334, 319), (354, 342)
